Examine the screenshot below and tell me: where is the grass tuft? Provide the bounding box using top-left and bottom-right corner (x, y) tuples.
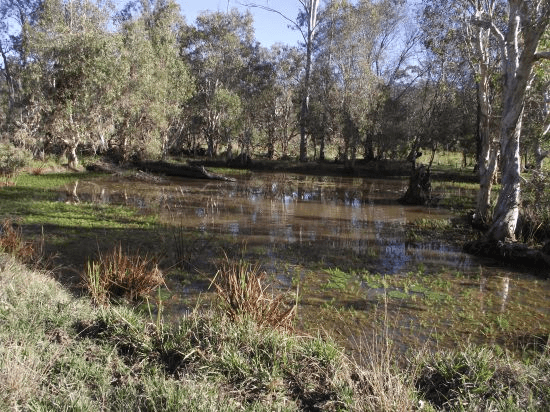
(415, 345), (550, 411)
(82, 244), (165, 305)
(0, 219), (37, 263)
(210, 254), (296, 330)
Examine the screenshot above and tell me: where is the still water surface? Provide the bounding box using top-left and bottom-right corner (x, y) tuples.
(72, 172), (550, 352)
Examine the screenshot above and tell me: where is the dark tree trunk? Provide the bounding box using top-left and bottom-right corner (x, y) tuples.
(399, 164), (432, 205)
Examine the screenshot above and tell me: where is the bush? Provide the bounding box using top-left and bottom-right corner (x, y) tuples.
(0, 142), (32, 177)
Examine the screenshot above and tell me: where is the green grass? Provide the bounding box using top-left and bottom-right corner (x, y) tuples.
(1, 172), (156, 229)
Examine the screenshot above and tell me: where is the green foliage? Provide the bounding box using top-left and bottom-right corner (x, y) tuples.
(0, 142), (32, 177)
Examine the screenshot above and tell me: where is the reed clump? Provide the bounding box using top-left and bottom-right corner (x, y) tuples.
(82, 244), (164, 305)
(210, 254), (295, 330)
(0, 219), (37, 263)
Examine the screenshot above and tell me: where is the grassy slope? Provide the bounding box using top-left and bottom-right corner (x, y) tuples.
(0, 254), (390, 411)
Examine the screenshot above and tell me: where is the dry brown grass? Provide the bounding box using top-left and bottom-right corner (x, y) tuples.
(30, 167), (45, 175)
(0, 219), (37, 263)
(210, 254), (295, 330)
(82, 244), (165, 306)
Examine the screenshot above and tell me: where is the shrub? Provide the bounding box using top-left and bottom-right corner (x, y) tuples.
(0, 142), (32, 178)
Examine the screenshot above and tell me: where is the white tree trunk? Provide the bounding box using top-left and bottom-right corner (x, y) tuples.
(486, 106), (523, 241)
(475, 60), (499, 223)
(486, 0), (550, 241)
(299, 0), (320, 163)
(466, 2), (500, 224)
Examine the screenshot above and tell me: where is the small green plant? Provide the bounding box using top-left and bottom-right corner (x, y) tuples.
(412, 218), (452, 230)
(82, 244), (165, 306)
(324, 267), (353, 290)
(210, 254), (295, 330)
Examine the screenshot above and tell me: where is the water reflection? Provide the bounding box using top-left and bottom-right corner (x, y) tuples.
(50, 172), (550, 354)
(67, 172), (473, 275)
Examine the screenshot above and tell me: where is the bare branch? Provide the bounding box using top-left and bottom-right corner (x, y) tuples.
(238, 1), (306, 43)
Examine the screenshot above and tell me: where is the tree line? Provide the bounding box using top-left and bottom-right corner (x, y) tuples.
(1, 0), (550, 243)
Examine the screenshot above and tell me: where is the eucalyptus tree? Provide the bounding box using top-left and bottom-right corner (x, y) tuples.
(312, 0), (411, 167)
(419, 0), (506, 224)
(19, 0), (123, 167)
(421, 0), (550, 241)
(477, 1), (550, 241)
(260, 44), (303, 159)
(0, 0), (43, 129)
(241, 0), (320, 162)
(180, 9), (257, 157)
(114, 0), (193, 161)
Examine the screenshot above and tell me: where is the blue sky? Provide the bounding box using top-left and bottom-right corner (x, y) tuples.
(177, 0), (304, 47)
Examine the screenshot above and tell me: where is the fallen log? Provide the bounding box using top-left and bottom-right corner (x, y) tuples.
(464, 239), (550, 274)
(133, 161), (236, 182)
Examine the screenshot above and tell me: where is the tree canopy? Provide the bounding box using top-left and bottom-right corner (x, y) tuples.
(1, 0), (550, 242)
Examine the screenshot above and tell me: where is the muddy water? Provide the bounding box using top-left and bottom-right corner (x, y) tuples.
(71, 172), (550, 354)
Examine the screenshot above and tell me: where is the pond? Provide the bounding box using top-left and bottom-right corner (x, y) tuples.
(63, 171), (550, 355)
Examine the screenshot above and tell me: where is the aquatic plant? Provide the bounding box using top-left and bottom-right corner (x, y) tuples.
(210, 254), (295, 330)
(324, 267), (354, 291)
(82, 244), (165, 305)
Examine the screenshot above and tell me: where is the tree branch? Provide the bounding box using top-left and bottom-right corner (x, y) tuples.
(470, 15), (505, 47)
(238, 1), (306, 43)
(534, 50), (550, 60)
